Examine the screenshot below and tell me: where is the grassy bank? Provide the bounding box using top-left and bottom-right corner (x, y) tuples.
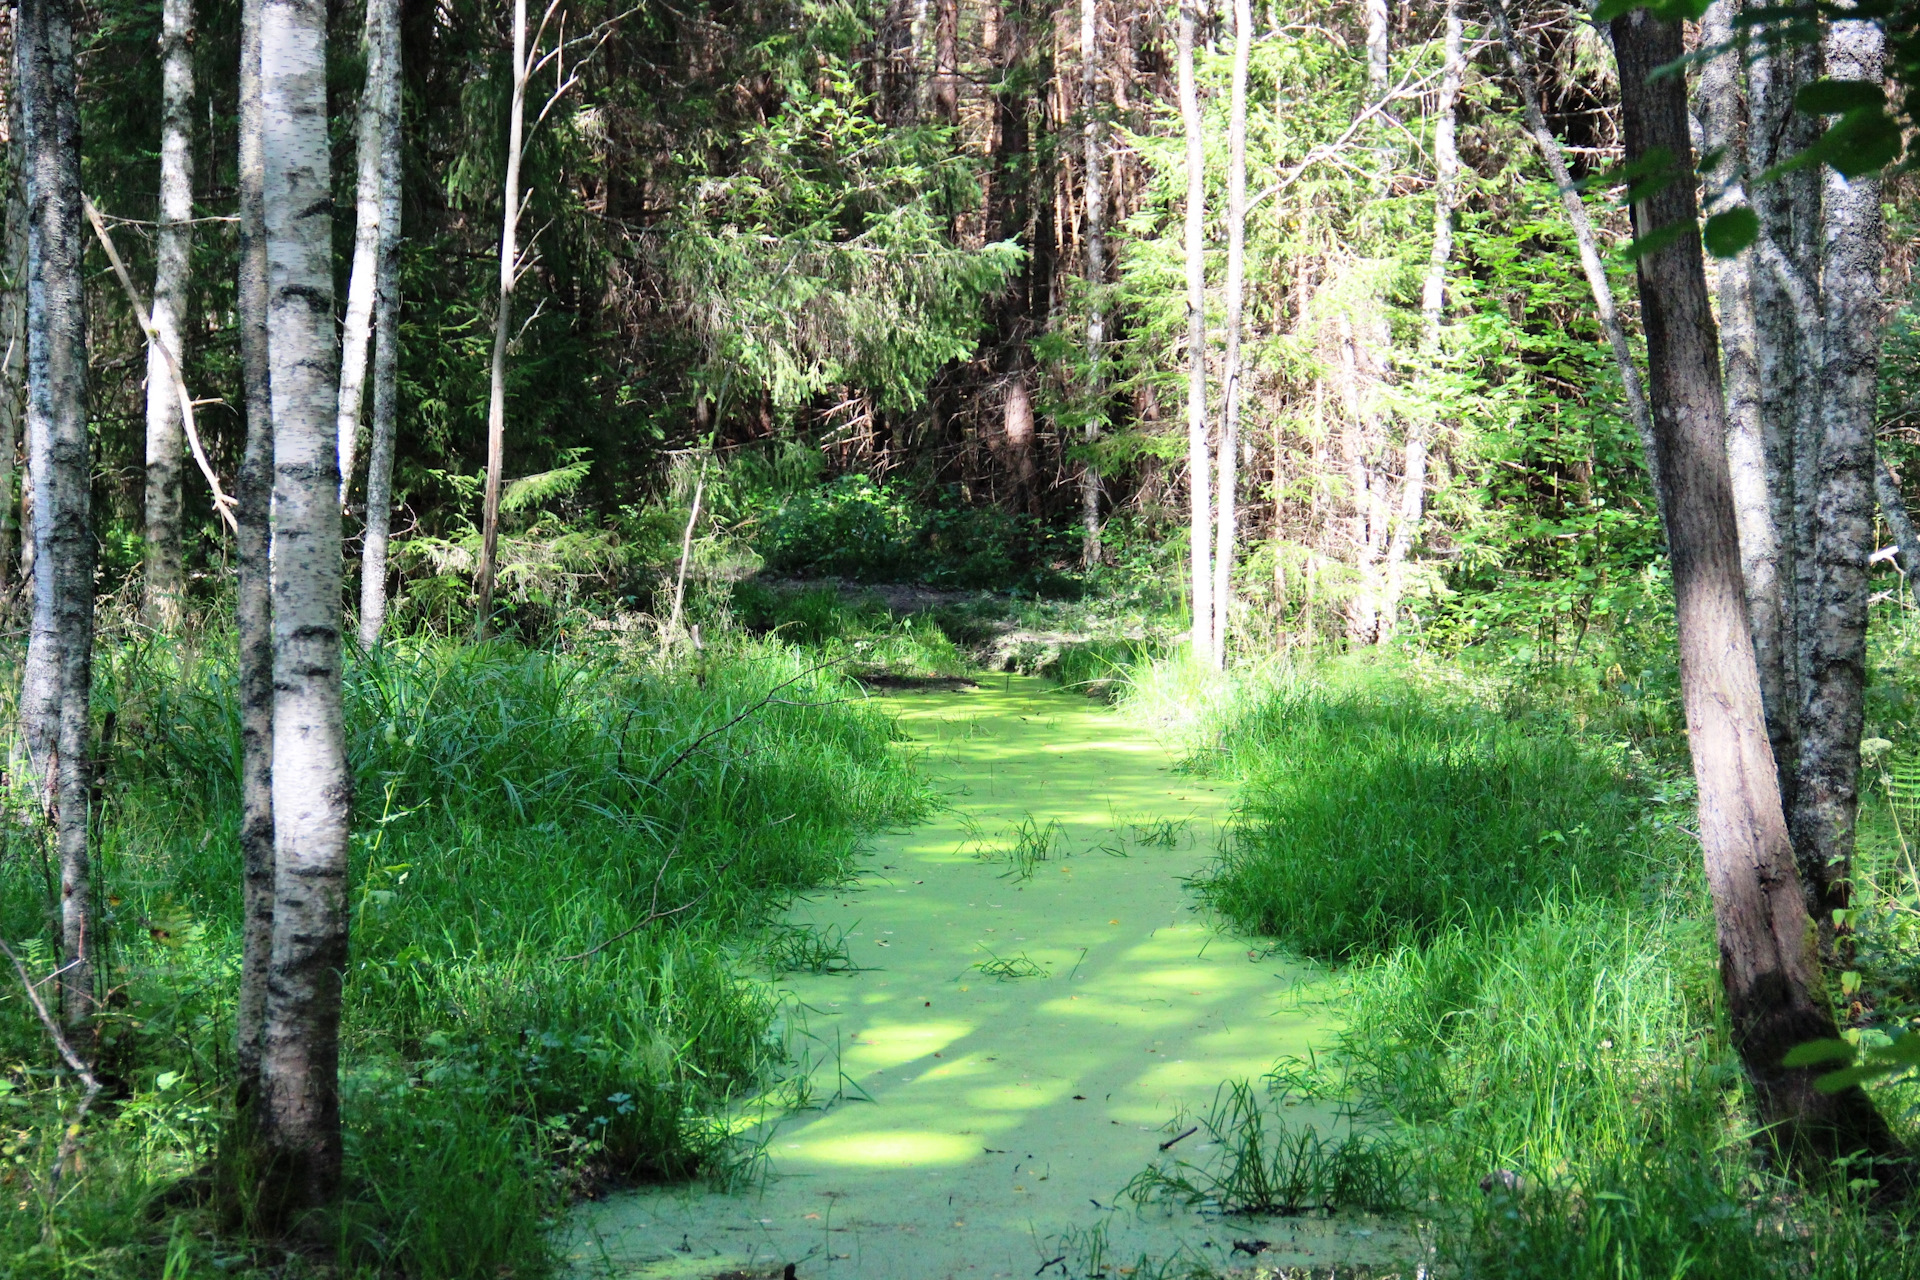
(1122, 655), (1920, 1279)
(0, 631), (928, 1278)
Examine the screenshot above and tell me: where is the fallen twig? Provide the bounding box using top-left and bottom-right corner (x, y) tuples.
(0, 939), (101, 1199)
(646, 661), (840, 786)
(1159, 1125), (1199, 1151)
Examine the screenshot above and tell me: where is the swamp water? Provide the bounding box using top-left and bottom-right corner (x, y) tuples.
(569, 676), (1407, 1278)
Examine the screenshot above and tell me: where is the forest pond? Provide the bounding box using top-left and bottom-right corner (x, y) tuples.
(566, 676), (1409, 1278)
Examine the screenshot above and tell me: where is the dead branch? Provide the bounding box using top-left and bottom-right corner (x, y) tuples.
(646, 661), (842, 786)
(0, 939), (101, 1200)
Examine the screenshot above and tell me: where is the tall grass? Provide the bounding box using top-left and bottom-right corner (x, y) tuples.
(1, 631), (927, 1278)
(1147, 655), (1920, 1279)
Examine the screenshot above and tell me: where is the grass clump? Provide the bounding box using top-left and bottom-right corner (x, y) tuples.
(0, 631), (928, 1279)
(1161, 656), (1920, 1279)
(1197, 676), (1653, 960)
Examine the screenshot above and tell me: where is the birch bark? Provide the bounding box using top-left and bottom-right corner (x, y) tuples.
(0, 67), (22, 602)
(142, 0), (193, 629)
(357, 50), (403, 647)
(258, 0), (349, 1213)
(20, 0), (92, 1026)
(1612, 6), (1902, 1167)
(1211, 0), (1250, 666)
(1382, 0), (1460, 635)
(335, 0), (400, 509)
(1178, 0), (1212, 665)
(1792, 15), (1884, 948)
(1079, 0), (1104, 566)
(234, 0), (274, 1107)
(474, 0), (529, 638)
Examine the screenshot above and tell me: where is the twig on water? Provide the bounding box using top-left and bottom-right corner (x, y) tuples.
(1159, 1125), (1199, 1151)
(1, 939), (101, 1198)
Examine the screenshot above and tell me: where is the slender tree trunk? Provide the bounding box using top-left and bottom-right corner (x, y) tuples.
(1364, 0), (1388, 101)
(20, 0), (92, 1028)
(258, 0), (349, 1216)
(336, 0), (399, 509)
(356, 41), (402, 648)
(141, 0), (193, 629)
(1381, 0), (1460, 636)
(1211, 0), (1249, 667)
(234, 0), (274, 1108)
(932, 0), (958, 125)
(1489, 0), (1661, 517)
(1178, 0), (1211, 664)
(1078, 0), (1104, 566)
(1791, 14), (1883, 950)
(0, 73), (23, 603)
(1612, 7), (1903, 1168)
(475, 0), (529, 639)
(1876, 452), (1920, 609)
(1745, 29), (1820, 798)
(1702, 0), (1786, 806)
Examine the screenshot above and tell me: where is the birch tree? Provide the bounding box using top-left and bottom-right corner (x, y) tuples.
(357, 66), (404, 647)
(142, 0), (194, 629)
(336, 0), (401, 509)
(1177, 0), (1211, 665)
(1078, 0), (1104, 566)
(1610, 4), (1903, 1167)
(234, 0), (275, 1109)
(0, 65), (23, 602)
(1211, 0), (1251, 665)
(474, 0), (532, 638)
(19, 0), (93, 1025)
(1380, 0), (1461, 634)
(259, 0), (350, 1212)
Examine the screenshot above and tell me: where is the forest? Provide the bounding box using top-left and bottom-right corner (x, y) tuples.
(7, 0), (1920, 1271)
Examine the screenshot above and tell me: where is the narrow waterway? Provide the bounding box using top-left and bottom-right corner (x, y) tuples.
(569, 676), (1396, 1278)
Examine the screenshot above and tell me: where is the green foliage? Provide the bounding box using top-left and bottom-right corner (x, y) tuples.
(0, 631), (929, 1278)
(1195, 674), (1657, 959)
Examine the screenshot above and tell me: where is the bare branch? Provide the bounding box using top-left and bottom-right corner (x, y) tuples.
(0, 939), (101, 1200)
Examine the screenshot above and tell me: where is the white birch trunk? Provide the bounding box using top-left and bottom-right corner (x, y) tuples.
(335, 0), (400, 509)
(1078, 0), (1104, 567)
(1381, 0), (1460, 637)
(142, 0), (193, 629)
(20, 0), (93, 1027)
(258, 0), (348, 1213)
(234, 0), (274, 1108)
(1177, 0), (1211, 665)
(356, 30), (403, 647)
(1211, 0), (1250, 667)
(474, 0), (529, 638)
(0, 70), (23, 602)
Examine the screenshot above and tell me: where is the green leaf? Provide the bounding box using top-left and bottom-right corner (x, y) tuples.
(1783, 1038), (1857, 1068)
(1619, 222), (1690, 263)
(1822, 108), (1902, 179)
(1795, 79), (1885, 115)
(1702, 208), (1758, 258)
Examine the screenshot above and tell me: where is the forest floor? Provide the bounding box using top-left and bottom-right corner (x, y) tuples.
(564, 675), (1416, 1278)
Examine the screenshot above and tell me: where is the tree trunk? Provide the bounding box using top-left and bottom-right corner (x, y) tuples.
(1791, 14), (1883, 954)
(1364, 0), (1388, 101)
(1876, 452), (1920, 609)
(0, 60), (23, 604)
(356, 20), (403, 649)
(1611, 7), (1903, 1169)
(1078, 0), (1103, 567)
(1489, 0), (1662, 517)
(234, 0), (274, 1109)
(1746, 25), (1820, 798)
(475, 0), (529, 639)
(259, 0), (349, 1217)
(20, 0), (93, 1028)
(1211, 0), (1249, 667)
(336, 0), (400, 510)
(1381, 0), (1459, 636)
(932, 0), (958, 125)
(142, 0), (193, 630)
(1178, 0), (1211, 665)
(1702, 0), (1786, 816)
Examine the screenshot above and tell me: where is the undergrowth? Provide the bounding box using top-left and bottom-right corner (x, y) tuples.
(1123, 653), (1920, 1280)
(0, 630), (928, 1279)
